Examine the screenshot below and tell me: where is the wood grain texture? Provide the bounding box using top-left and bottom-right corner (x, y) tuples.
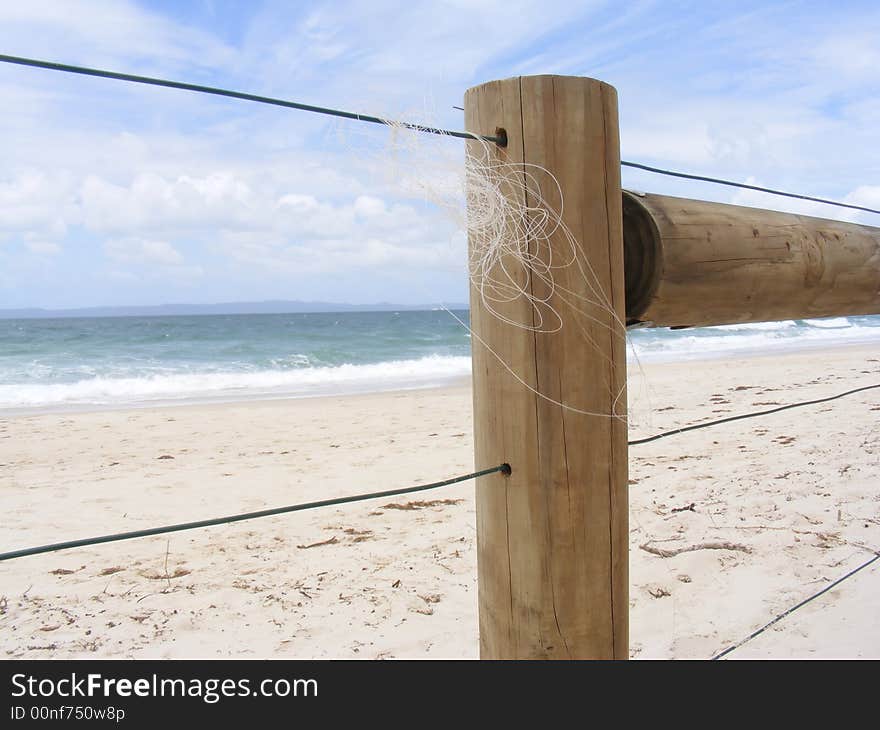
(465, 76), (628, 659)
(624, 192), (880, 327)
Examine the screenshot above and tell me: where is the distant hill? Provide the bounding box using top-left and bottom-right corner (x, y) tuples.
(0, 301), (470, 319)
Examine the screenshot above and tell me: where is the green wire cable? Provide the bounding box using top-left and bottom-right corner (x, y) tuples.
(0, 464), (511, 562)
(0, 53), (506, 145)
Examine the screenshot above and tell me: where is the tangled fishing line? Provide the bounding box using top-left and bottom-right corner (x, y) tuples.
(343, 115), (635, 420)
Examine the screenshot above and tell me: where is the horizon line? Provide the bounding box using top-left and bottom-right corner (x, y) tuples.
(0, 300), (472, 319)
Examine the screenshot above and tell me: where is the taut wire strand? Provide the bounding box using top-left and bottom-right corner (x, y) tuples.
(0, 464), (511, 562)
(0, 53), (504, 145)
(621, 160), (880, 215)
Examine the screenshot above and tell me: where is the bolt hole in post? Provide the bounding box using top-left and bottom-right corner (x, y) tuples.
(493, 127), (508, 148)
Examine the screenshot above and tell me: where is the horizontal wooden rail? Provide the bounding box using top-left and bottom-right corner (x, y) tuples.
(623, 191), (880, 328)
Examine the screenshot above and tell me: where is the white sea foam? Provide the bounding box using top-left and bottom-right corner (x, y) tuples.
(802, 317), (851, 328)
(629, 319), (880, 362)
(713, 320), (798, 332)
(0, 355), (472, 411)
(3, 317), (878, 411)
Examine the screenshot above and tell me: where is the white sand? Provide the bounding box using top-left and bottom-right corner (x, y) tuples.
(1, 345), (878, 659)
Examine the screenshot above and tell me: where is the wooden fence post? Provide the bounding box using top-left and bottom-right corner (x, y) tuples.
(464, 75), (628, 659)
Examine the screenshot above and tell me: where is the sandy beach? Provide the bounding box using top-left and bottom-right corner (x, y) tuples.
(1, 345), (878, 659)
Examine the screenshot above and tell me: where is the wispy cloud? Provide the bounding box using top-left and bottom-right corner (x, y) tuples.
(0, 0), (877, 308)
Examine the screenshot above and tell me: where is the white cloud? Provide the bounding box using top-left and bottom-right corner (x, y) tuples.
(847, 186), (880, 209)
(104, 238), (184, 266)
(1, 1), (878, 308)
(239, 0), (610, 113)
(0, 0), (236, 73)
(25, 240), (62, 255)
(0, 171), (77, 236)
(277, 193), (320, 213)
(811, 31), (880, 83)
(353, 195), (386, 217)
(215, 230), (464, 276)
(80, 172), (256, 234)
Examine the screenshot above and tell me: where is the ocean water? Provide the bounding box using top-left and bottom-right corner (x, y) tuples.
(0, 310), (878, 412)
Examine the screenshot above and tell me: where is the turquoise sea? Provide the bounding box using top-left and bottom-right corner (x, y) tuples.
(1, 310), (878, 412)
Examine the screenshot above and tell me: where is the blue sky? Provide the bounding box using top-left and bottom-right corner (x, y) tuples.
(0, 0), (878, 309)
